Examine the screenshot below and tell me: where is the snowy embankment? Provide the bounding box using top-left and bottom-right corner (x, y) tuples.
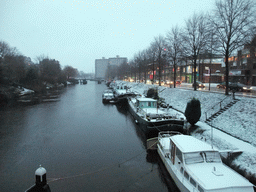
(125, 81), (256, 177)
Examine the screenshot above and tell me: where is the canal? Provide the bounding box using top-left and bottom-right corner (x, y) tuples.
(0, 81), (179, 192)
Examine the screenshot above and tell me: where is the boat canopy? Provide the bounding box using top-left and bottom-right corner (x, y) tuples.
(171, 135), (217, 153)
(136, 98), (157, 108)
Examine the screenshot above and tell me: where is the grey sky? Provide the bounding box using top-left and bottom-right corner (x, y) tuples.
(0, 0), (214, 73)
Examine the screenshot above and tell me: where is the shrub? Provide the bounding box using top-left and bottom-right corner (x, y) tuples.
(146, 88), (159, 99)
(185, 97), (201, 126)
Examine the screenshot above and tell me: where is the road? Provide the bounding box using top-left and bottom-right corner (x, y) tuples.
(166, 83), (256, 98)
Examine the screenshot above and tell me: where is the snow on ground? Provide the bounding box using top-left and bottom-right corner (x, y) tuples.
(123, 81), (256, 176)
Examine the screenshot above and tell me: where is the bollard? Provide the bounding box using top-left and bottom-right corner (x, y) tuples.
(25, 165), (51, 192)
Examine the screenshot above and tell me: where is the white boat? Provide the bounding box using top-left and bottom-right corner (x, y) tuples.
(102, 89), (115, 103)
(128, 96), (186, 133)
(154, 131), (254, 192)
(113, 83), (136, 103)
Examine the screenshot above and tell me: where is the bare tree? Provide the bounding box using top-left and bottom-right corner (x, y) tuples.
(151, 35), (167, 86)
(211, 0), (256, 95)
(203, 17), (221, 91)
(63, 65), (78, 80)
(128, 59), (136, 82)
(135, 50), (148, 83)
(134, 52), (143, 82)
(146, 45), (157, 84)
(0, 41), (25, 83)
(117, 61), (130, 80)
(166, 25), (183, 88)
(182, 13), (209, 91)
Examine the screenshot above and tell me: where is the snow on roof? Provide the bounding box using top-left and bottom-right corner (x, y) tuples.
(137, 98), (156, 102)
(187, 163), (254, 190)
(172, 135), (216, 153)
(123, 80), (256, 175)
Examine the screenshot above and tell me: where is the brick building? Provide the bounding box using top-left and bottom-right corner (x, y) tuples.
(228, 36), (256, 86)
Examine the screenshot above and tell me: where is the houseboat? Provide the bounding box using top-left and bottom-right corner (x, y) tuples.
(154, 131), (254, 192)
(128, 97), (186, 133)
(113, 83), (136, 104)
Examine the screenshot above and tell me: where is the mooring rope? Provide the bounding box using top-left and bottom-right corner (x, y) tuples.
(48, 140), (159, 183)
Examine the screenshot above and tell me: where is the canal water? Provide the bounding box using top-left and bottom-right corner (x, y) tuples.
(0, 81), (179, 192)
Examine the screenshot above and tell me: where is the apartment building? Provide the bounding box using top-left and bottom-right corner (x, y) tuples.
(228, 36), (256, 85)
(95, 55), (128, 80)
(95, 57), (109, 79)
(163, 56), (224, 83)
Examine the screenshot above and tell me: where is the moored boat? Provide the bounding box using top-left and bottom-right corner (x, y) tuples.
(153, 131), (254, 192)
(82, 79), (87, 84)
(113, 83), (136, 104)
(102, 89), (115, 103)
(128, 96), (186, 133)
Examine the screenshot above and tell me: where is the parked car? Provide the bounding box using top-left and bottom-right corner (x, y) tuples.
(192, 81), (205, 88)
(176, 80), (181, 85)
(217, 82), (226, 89)
(165, 80), (181, 85)
(229, 83), (252, 92)
(217, 82), (232, 89)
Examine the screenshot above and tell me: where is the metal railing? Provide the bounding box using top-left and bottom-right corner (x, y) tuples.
(204, 95), (233, 121)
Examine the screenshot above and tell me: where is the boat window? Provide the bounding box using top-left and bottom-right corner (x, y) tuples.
(198, 185), (204, 192)
(176, 148), (183, 163)
(190, 177), (196, 187)
(180, 167), (183, 174)
(184, 152), (204, 164)
(204, 151), (221, 163)
(184, 171), (189, 180)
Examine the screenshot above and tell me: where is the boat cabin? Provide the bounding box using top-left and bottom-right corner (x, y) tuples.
(116, 85), (127, 90)
(158, 133), (254, 192)
(136, 98), (157, 109)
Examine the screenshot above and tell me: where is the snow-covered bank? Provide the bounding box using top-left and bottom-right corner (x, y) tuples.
(125, 81), (256, 178)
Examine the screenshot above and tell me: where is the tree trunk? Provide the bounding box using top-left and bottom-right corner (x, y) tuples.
(174, 62), (176, 88)
(193, 58), (197, 91)
(225, 53), (229, 95)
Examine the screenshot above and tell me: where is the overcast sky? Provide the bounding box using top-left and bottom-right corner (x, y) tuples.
(0, 0), (214, 73)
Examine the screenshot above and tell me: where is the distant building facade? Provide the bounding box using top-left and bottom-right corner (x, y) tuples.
(162, 55), (224, 83)
(108, 55), (128, 67)
(228, 36), (256, 85)
(95, 55), (128, 79)
(95, 57), (109, 79)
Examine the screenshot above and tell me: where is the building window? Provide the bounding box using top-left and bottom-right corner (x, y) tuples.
(233, 62), (237, 66)
(253, 63), (256, 69)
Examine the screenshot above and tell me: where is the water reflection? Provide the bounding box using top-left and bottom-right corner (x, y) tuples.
(0, 82), (179, 191)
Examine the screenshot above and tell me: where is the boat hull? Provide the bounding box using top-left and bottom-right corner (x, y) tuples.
(128, 100), (184, 134)
(157, 146), (189, 192)
(102, 98), (114, 104)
